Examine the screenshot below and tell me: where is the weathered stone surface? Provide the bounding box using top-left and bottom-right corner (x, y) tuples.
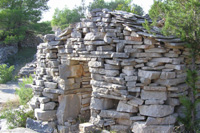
(116, 119), (132, 126)
(143, 86), (166, 91)
(145, 48), (166, 53)
(104, 64), (120, 70)
(160, 72), (176, 79)
(127, 97), (144, 107)
(146, 114), (178, 125)
(38, 97), (50, 104)
(117, 101), (138, 113)
(57, 94), (81, 124)
(44, 82), (57, 89)
(35, 109), (56, 121)
(79, 123), (95, 133)
(90, 97), (113, 110)
(139, 105), (174, 117)
(141, 90), (167, 100)
(132, 122), (173, 133)
(42, 92), (58, 100)
(40, 102), (56, 111)
(156, 78), (185, 86)
(130, 116), (145, 121)
(88, 61), (103, 68)
(59, 64), (83, 79)
(145, 99), (164, 105)
(138, 70), (161, 80)
(110, 125), (129, 132)
(99, 110), (130, 119)
(84, 32), (105, 40)
(151, 58), (173, 63)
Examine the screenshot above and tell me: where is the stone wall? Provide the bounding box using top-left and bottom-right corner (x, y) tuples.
(31, 9), (189, 133)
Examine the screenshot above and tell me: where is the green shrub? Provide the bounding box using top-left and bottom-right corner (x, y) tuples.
(0, 107), (34, 129)
(0, 64), (14, 83)
(16, 75), (33, 105)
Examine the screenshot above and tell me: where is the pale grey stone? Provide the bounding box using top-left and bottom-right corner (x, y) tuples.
(143, 86), (166, 91)
(105, 59), (120, 65)
(90, 97), (113, 110)
(97, 46), (113, 51)
(84, 32), (105, 40)
(165, 64), (185, 70)
(125, 76), (137, 81)
(132, 122), (173, 133)
(110, 125), (129, 132)
(42, 92), (58, 100)
(146, 114), (178, 125)
(44, 82), (57, 89)
(151, 58), (173, 63)
(103, 76), (125, 85)
(71, 30), (82, 38)
(57, 94), (81, 125)
(130, 116), (145, 121)
(139, 105), (174, 117)
(99, 110), (130, 119)
(91, 74), (104, 81)
(145, 99), (164, 105)
(156, 78), (185, 86)
(35, 109), (56, 121)
(126, 81), (136, 87)
(147, 62), (163, 67)
(111, 53), (129, 58)
(38, 97), (50, 104)
(122, 69), (135, 76)
(145, 48), (167, 53)
(105, 64), (120, 70)
(141, 90), (167, 100)
(132, 53), (162, 58)
(40, 102), (56, 111)
(138, 70), (161, 80)
(140, 78), (151, 85)
(88, 61), (103, 68)
(117, 101), (138, 113)
(105, 70), (119, 77)
(79, 123), (95, 133)
(104, 34), (113, 43)
(44, 34), (55, 42)
(160, 72), (176, 79)
(128, 87), (140, 92)
(166, 98), (180, 106)
(116, 43), (125, 52)
(116, 119), (132, 126)
(127, 97), (144, 107)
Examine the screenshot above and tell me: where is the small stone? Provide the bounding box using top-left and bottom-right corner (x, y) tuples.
(145, 99), (164, 105)
(138, 70), (161, 80)
(117, 101), (138, 113)
(127, 97), (144, 107)
(160, 72), (176, 79)
(104, 64), (120, 70)
(146, 114), (178, 125)
(35, 109), (56, 121)
(139, 105), (174, 117)
(44, 82), (57, 89)
(130, 116), (145, 121)
(143, 86), (166, 91)
(141, 90), (167, 100)
(79, 123), (95, 133)
(88, 61), (103, 68)
(151, 58), (173, 63)
(99, 110), (130, 119)
(40, 102), (56, 111)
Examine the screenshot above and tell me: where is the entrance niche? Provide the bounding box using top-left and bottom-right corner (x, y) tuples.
(56, 60), (92, 129)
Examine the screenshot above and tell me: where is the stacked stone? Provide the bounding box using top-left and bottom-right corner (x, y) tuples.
(31, 8), (188, 133)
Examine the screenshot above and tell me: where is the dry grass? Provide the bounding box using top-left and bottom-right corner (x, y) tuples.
(0, 98), (20, 112)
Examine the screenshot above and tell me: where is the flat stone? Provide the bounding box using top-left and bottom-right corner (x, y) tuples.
(146, 114), (178, 125)
(90, 97), (114, 110)
(145, 48), (167, 53)
(57, 94), (81, 124)
(145, 99), (164, 105)
(84, 32), (105, 40)
(138, 70), (161, 80)
(85, 41), (106, 45)
(132, 53), (162, 58)
(151, 58), (173, 63)
(38, 97), (50, 104)
(143, 86), (166, 91)
(35, 109), (56, 121)
(103, 76), (125, 85)
(59, 64), (83, 79)
(160, 72), (176, 79)
(44, 82), (57, 89)
(111, 53), (129, 58)
(166, 98), (180, 106)
(125, 76), (137, 81)
(71, 30), (82, 38)
(117, 101), (138, 113)
(116, 119), (132, 126)
(130, 116), (145, 121)
(42, 92), (58, 100)
(139, 105), (174, 117)
(88, 61), (103, 68)
(141, 90), (167, 100)
(79, 123), (95, 133)
(165, 64), (185, 70)
(40, 102), (56, 111)
(110, 125), (129, 132)
(132, 122), (173, 133)
(105, 70), (119, 77)
(156, 78), (185, 86)
(97, 46), (113, 51)
(105, 59), (120, 65)
(127, 97), (144, 107)
(104, 64), (120, 70)
(99, 110), (130, 119)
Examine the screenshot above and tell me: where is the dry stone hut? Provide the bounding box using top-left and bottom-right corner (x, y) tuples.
(30, 8), (188, 132)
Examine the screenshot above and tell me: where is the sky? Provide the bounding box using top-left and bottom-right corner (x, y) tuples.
(41, 0), (154, 22)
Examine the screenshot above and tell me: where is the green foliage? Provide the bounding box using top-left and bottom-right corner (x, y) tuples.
(149, 0), (200, 132)
(88, 0), (144, 15)
(51, 7), (83, 29)
(0, 0), (49, 45)
(5, 47), (37, 76)
(32, 21), (54, 35)
(0, 107), (34, 129)
(16, 75), (33, 105)
(0, 64), (14, 83)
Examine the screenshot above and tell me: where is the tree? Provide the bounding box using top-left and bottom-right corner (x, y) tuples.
(148, 0), (200, 132)
(51, 7), (83, 29)
(88, 0), (144, 16)
(0, 0), (49, 45)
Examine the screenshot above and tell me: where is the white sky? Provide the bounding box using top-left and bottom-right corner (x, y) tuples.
(41, 0), (154, 22)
